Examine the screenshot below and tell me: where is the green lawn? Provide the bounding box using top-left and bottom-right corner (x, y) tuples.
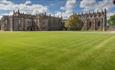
(0, 32), (115, 70)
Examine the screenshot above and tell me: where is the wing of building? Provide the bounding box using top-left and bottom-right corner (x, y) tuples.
(76, 9), (107, 31)
(0, 10), (64, 31)
(0, 9), (107, 31)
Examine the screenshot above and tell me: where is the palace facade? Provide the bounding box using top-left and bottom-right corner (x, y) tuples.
(0, 9), (107, 31)
(76, 9), (107, 31)
(0, 10), (64, 31)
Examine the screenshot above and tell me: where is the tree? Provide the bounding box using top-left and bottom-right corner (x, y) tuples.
(65, 15), (81, 30)
(109, 14), (115, 26)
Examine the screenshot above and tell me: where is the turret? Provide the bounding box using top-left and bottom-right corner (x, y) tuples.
(13, 10), (15, 14)
(104, 8), (107, 15)
(44, 12), (47, 16)
(17, 10), (20, 14)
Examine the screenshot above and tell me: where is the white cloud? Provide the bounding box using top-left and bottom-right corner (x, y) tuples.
(80, 0), (115, 18)
(64, 0), (76, 11)
(25, 0), (31, 5)
(55, 12), (62, 17)
(80, 0), (96, 11)
(80, 0), (114, 11)
(96, 0), (114, 11)
(56, 0), (77, 19)
(63, 0), (76, 18)
(0, 0), (48, 16)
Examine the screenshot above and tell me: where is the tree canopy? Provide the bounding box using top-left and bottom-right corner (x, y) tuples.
(65, 15), (81, 30)
(109, 14), (115, 26)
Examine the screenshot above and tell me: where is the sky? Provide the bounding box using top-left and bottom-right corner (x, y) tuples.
(0, 0), (115, 19)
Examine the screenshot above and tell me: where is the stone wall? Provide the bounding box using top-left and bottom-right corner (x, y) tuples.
(0, 10), (64, 31)
(0, 10), (107, 31)
(76, 9), (107, 31)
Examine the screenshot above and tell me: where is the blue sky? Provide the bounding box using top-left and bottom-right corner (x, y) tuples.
(7, 0), (82, 13)
(0, 0), (115, 18)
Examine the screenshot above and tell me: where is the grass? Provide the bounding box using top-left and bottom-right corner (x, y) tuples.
(0, 31), (115, 70)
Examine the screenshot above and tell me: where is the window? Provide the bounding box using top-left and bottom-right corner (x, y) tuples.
(98, 21), (100, 26)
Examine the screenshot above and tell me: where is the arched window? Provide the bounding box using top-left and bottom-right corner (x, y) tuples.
(89, 22), (91, 27)
(98, 21), (100, 26)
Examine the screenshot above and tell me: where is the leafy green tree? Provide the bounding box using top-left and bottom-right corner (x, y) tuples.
(108, 14), (115, 26)
(65, 15), (81, 30)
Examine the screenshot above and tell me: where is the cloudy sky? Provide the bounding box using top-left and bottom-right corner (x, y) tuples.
(0, 0), (115, 19)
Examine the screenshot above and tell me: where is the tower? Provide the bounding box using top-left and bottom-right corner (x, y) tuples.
(103, 9), (107, 31)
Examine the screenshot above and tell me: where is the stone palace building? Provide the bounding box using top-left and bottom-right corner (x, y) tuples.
(76, 9), (107, 31)
(0, 9), (107, 31)
(0, 10), (64, 31)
